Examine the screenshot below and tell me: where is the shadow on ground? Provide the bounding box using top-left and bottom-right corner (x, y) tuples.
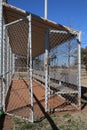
(0, 114), (5, 130)
(33, 93), (59, 130)
(23, 79), (59, 129)
(81, 86), (87, 110)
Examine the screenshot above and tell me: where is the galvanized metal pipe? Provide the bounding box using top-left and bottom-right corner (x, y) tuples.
(45, 30), (49, 112)
(0, 0), (3, 111)
(28, 14), (34, 122)
(4, 18), (27, 27)
(12, 53), (15, 75)
(77, 31), (82, 110)
(44, 0), (48, 19)
(2, 25), (6, 112)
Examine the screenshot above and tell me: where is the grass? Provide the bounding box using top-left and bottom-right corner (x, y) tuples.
(12, 111), (87, 130)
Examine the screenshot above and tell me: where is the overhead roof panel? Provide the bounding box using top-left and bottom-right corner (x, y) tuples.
(3, 3), (78, 58)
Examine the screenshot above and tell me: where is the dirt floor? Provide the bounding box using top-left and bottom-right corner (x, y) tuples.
(5, 79), (76, 120)
(1, 79), (87, 130)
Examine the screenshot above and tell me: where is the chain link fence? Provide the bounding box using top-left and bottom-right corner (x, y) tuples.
(0, 11), (81, 122)
(1, 18), (33, 122)
(48, 30), (79, 112)
(32, 30), (81, 121)
(2, 28), (14, 111)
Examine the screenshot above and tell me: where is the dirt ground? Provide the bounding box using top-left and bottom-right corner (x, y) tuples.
(1, 79), (87, 130)
(1, 107), (87, 130)
(5, 79), (76, 120)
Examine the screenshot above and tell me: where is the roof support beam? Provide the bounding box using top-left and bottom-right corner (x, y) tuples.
(4, 17), (28, 27)
(49, 30), (69, 34)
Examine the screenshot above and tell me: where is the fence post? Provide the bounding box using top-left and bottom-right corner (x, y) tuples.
(6, 35), (9, 94)
(0, 0), (3, 112)
(2, 25), (6, 112)
(9, 47), (11, 84)
(28, 14), (34, 122)
(12, 53), (15, 75)
(77, 31), (82, 110)
(45, 30), (49, 112)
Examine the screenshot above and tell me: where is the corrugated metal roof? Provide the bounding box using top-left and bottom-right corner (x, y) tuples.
(3, 3), (78, 58)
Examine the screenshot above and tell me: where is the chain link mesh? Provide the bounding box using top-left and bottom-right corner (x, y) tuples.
(32, 30), (80, 121)
(1, 14), (81, 122)
(48, 30), (79, 111)
(2, 19), (32, 122)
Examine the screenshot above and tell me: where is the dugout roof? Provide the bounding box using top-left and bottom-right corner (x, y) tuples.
(3, 3), (78, 58)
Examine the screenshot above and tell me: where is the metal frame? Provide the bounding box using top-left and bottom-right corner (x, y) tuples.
(45, 29), (81, 111)
(0, 1), (82, 121)
(2, 13), (34, 122)
(32, 29), (82, 115)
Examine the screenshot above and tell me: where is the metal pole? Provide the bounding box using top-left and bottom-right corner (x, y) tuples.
(2, 25), (5, 112)
(77, 31), (82, 110)
(6, 34), (9, 95)
(7, 37), (10, 87)
(0, 0), (3, 111)
(28, 14), (34, 122)
(12, 53), (15, 75)
(10, 47), (12, 84)
(44, 0), (48, 19)
(45, 30), (49, 112)
(4, 18), (26, 27)
(27, 19), (30, 72)
(4, 28), (8, 98)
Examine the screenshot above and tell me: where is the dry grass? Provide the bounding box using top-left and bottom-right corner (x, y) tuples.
(12, 110), (87, 130)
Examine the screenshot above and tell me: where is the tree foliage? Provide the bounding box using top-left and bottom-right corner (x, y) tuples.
(81, 47), (87, 70)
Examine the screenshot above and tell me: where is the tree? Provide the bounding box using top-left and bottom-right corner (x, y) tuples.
(81, 47), (87, 70)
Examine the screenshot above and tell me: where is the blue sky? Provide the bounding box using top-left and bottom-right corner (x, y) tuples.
(8, 0), (87, 47)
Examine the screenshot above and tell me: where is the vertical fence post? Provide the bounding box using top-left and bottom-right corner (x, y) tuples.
(2, 25), (6, 112)
(28, 14), (34, 122)
(9, 47), (11, 84)
(6, 35), (9, 93)
(45, 30), (49, 112)
(0, 0), (3, 112)
(8, 38), (10, 87)
(12, 53), (15, 75)
(77, 31), (82, 110)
